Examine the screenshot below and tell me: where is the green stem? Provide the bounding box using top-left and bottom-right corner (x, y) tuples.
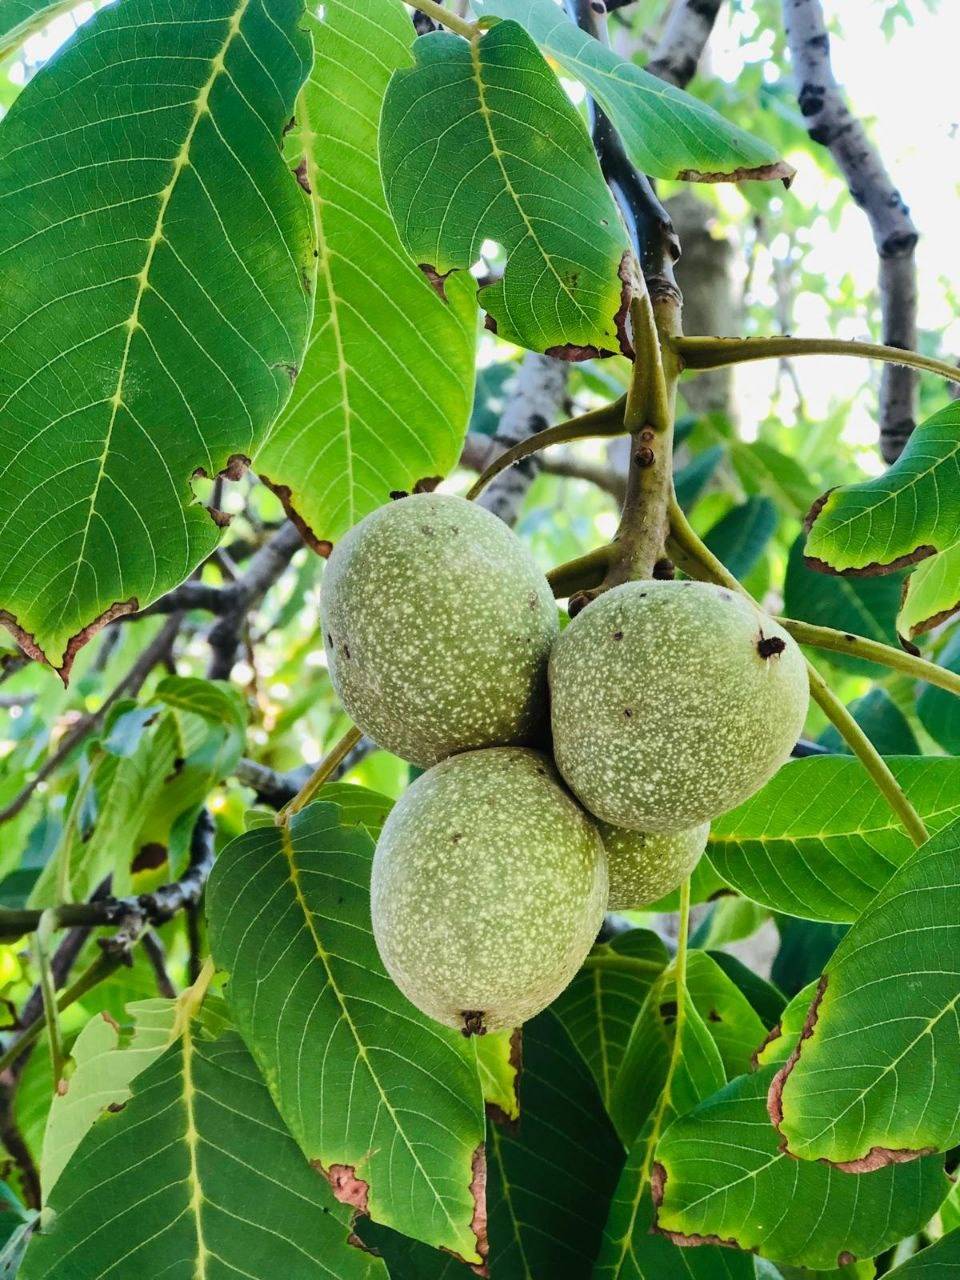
(0, 951), (121, 1077)
(465, 396), (627, 503)
(278, 725), (362, 823)
(673, 335), (960, 386)
(806, 661), (929, 847)
(546, 545), (614, 598)
(401, 0), (476, 37)
(34, 912), (65, 1083)
(781, 618), (960, 698)
(599, 291), (680, 589)
(668, 496), (930, 847)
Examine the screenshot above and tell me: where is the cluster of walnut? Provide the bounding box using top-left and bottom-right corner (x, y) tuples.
(322, 494), (808, 1035)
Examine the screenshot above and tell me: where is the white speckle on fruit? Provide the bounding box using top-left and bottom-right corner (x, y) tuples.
(321, 494), (558, 767)
(550, 580), (809, 831)
(598, 820), (709, 909)
(371, 748), (608, 1033)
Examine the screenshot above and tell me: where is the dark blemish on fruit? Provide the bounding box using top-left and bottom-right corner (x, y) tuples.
(420, 525), (435, 536)
(326, 633), (333, 647)
(343, 643), (351, 660)
(623, 708), (633, 718)
(461, 1010), (488, 1037)
(451, 833), (463, 843)
(757, 634), (786, 659)
(613, 630), (624, 641)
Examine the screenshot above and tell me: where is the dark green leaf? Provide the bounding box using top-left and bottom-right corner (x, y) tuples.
(653, 1068), (950, 1270)
(485, 1010), (624, 1278)
(0, 0), (314, 674)
(552, 928), (669, 1112)
(707, 756), (960, 922)
(706, 950), (786, 1029)
(884, 1231), (960, 1276)
(22, 1026), (383, 1279)
(784, 536), (905, 673)
(770, 818), (960, 1167)
(380, 21), (631, 355)
(206, 801), (486, 1262)
(259, 0), (477, 546)
(917, 629), (960, 753)
(703, 497), (778, 579)
(674, 445), (724, 510)
(818, 687), (920, 756)
(804, 403), (960, 637)
(472, 0), (792, 183)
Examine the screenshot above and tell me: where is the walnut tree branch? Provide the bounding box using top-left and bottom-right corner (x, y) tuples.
(783, 0), (919, 462)
(646, 0), (724, 89)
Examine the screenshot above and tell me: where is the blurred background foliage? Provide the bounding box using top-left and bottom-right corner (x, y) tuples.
(0, 0), (956, 1220)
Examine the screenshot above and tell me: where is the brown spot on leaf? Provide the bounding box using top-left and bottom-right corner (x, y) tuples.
(257, 473), (332, 556)
(419, 263), (453, 302)
(543, 342), (614, 362)
(319, 1163), (370, 1214)
(831, 1144), (935, 1174)
(207, 506), (232, 529)
(293, 157), (311, 194)
(132, 842), (168, 874)
(750, 1021), (782, 1070)
(100, 1011), (120, 1032)
(804, 545), (937, 578)
(837, 1252), (857, 1267)
(803, 488), (836, 534)
(767, 974), (827, 1129)
(650, 1161), (667, 1207)
(50, 598), (139, 685)
(899, 594), (960, 641)
(218, 453), (250, 483)
(677, 160), (795, 187)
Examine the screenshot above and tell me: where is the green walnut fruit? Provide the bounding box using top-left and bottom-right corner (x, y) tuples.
(371, 748), (607, 1034)
(321, 494), (558, 767)
(550, 580), (808, 832)
(598, 820), (709, 910)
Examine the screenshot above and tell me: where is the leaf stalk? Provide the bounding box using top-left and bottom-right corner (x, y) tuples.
(672, 335), (960, 387)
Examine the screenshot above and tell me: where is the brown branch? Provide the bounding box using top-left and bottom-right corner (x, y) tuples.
(206, 522), (304, 678)
(473, 353), (571, 528)
(461, 433), (626, 502)
(783, 0), (918, 462)
(0, 613), (183, 826)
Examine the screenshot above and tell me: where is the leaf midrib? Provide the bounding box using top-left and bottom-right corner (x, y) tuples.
(61, 0), (252, 629)
(467, 27), (594, 338)
(278, 820), (467, 1249)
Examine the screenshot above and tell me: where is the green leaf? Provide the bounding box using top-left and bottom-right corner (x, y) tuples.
(379, 21), (632, 356)
(771, 918), (848, 999)
(784, 536), (905, 672)
(652, 1067), (950, 1270)
(769, 818), (960, 1168)
(804, 403), (960, 636)
(486, 1009), (624, 1278)
(917, 629), (960, 753)
(476, 1028), (521, 1123)
(31, 677), (245, 905)
(884, 1231), (960, 1276)
(683, 951), (768, 1080)
(706, 950), (786, 1030)
(0, 0), (314, 675)
(206, 800), (486, 1263)
(316, 781), (394, 836)
(258, 0), (477, 547)
(611, 964), (727, 1145)
(21, 1024), (384, 1280)
(674, 444), (724, 510)
(552, 928), (669, 1112)
(0, 0), (76, 59)
(706, 756), (960, 922)
(703, 497), (778, 579)
(594, 977), (729, 1278)
(472, 0), (792, 184)
(731, 440), (816, 517)
(818, 687), (920, 756)
(898, 542), (960, 639)
(39, 999), (177, 1200)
